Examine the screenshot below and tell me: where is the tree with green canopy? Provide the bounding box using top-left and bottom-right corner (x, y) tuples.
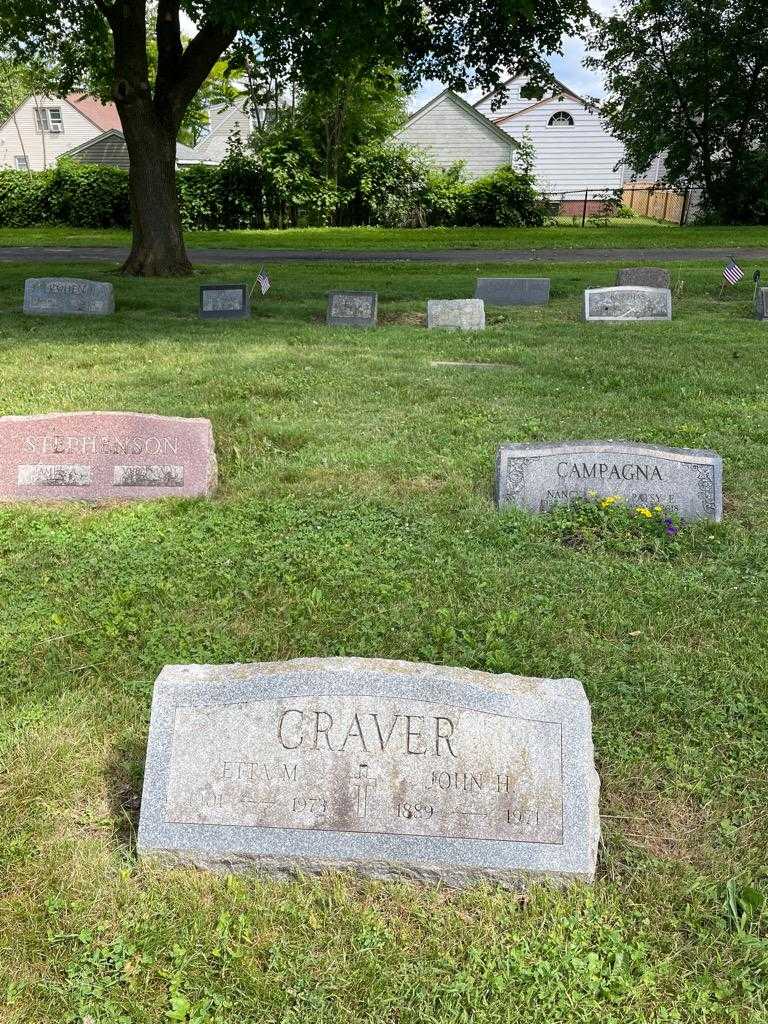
(589, 0), (768, 223)
(0, 0), (590, 275)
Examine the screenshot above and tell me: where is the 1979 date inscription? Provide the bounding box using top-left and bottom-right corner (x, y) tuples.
(164, 696), (564, 845)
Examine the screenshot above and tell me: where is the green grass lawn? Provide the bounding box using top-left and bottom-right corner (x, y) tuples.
(0, 221), (767, 251)
(0, 259), (767, 1023)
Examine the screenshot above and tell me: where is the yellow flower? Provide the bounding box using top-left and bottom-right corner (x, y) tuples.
(600, 496), (616, 508)
(635, 506), (653, 518)
(654, 505), (663, 513)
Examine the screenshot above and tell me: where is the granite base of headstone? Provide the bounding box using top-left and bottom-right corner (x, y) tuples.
(615, 267), (671, 290)
(199, 285), (250, 319)
(495, 440), (722, 521)
(584, 286), (672, 321)
(24, 278), (114, 316)
(475, 277), (550, 306)
(427, 299), (485, 331)
(0, 411), (217, 502)
(755, 287), (768, 321)
(137, 657), (601, 886)
(326, 291), (377, 327)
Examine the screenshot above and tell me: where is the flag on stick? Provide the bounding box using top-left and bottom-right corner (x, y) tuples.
(256, 265), (271, 295)
(723, 258), (744, 286)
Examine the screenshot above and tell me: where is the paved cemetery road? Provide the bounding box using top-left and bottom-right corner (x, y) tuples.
(2, 244), (768, 265)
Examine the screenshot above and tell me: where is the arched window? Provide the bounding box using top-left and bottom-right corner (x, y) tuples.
(548, 111), (574, 127)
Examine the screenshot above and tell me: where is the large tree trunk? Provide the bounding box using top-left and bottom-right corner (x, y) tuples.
(120, 113), (191, 277)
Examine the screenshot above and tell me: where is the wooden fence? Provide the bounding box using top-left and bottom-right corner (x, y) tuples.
(621, 182), (689, 223)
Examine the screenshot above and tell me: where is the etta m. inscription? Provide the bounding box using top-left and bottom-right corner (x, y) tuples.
(0, 412), (217, 502)
(138, 658), (600, 884)
(495, 440), (723, 521)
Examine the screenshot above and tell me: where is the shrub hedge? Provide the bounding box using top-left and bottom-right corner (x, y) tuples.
(0, 152), (545, 230)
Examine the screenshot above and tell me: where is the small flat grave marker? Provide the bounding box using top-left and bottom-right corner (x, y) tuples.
(755, 287), (768, 321)
(615, 267), (671, 290)
(137, 657), (600, 885)
(427, 299), (485, 331)
(495, 440), (722, 521)
(199, 284), (250, 320)
(475, 277), (550, 306)
(584, 286), (672, 321)
(24, 277), (114, 316)
(0, 411), (217, 502)
(326, 291), (378, 328)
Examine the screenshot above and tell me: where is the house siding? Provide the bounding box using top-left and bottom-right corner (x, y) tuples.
(395, 93), (513, 178)
(190, 103), (252, 164)
(0, 95), (101, 170)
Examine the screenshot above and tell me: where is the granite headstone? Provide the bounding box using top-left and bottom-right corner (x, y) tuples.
(326, 291), (378, 328)
(137, 657), (600, 885)
(495, 440), (722, 521)
(0, 411), (217, 502)
(199, 285), (250, 319)
(584, 286), (672, 321)
(475, 277), (550, 306)
(615, 267), (671, 290)
(24, 278), (114, 316)
(427, 299), (485, 331)
(755, 287), (768, 321)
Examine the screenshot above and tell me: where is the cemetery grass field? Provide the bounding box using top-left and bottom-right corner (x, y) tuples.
(1, 257), (767, 1023)
(0, 222), (768, 252)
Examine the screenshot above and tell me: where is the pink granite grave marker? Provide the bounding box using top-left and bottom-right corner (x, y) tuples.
(0, 412), (217, 502)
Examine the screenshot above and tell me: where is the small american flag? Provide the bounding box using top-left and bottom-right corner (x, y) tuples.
(723, 258), (744, 286)
(256, 266), (271, 295)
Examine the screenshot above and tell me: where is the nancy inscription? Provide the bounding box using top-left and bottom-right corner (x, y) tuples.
(495, 440), (722, 521)
(137, 658), (600, 884)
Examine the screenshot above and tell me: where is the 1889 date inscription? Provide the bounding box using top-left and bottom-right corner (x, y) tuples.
(165, 698), (563, 844)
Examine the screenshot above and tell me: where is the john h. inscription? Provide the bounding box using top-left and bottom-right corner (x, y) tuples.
(138, 658), (600, 884)
(495, 440), (722, 521)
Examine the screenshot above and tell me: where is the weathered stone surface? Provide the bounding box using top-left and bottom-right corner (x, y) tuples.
(755, 287), (768, 321)
(495, 440), (722, 521)
(0, 411), (217, 502)
(137, 657), (600, 885)
(24, 277), (114, 316)
(475, 277), (550, 306)
(427, 299), (485, 331)
(199, 285), (250, 319)
(615, 267), (671, 290)
(584, 286), (672, 321)
(327, 291), (378, 327)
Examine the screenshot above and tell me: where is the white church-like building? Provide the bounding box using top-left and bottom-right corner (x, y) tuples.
(396, 75), (626, 200)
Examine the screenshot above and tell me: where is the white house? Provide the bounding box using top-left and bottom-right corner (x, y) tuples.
(394, 89), (517, 178)
(178, 99), (253, 166)
(0, 93), (122, 170)
(399, 76), (626, 196)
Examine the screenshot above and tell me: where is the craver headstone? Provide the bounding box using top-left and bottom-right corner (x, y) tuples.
(0, 411), (217, 502)
(24, 278), (114, 316)
(138, 657), (600, 885)
(199, 285), (250, 320)
(495, 440), (722, 521)
(755, 287), (768, 321)
(475, 277), (550, 306)
(615, 267), (671, 290)
(427, 299), (485, 331)
(326, 291), (378, 328)
(584, 286), (672, 321)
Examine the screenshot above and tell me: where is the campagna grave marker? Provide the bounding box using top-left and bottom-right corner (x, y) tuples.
(326, 291), (378, 328)
(137, 657), (601, 885)
(583, 286), (672, 322)
(615, 267), (671, 290)
(495, 440), (722, 521)
(475, 277), (550, 306)
(24, 277), (114, 316)
(199, 284), (250, 319)
(427, 299), (485, 331)
(755, 287), (768, 321)
(0, 411), (217, 502)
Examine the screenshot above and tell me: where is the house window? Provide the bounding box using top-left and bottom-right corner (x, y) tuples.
(34, 107), (64, 133)
(548, 111), (574, 127)
(14, 155), (29, 170)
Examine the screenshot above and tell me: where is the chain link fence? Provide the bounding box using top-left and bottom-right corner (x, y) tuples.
(539, 184), (701, 225)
